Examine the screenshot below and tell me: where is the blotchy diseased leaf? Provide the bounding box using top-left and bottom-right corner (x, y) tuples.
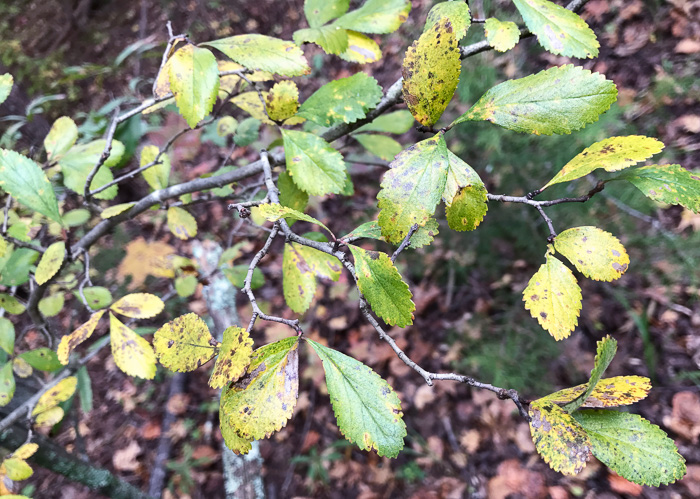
(109, 313), (157, 380)
(615, 164), (700, 213)
(529, 400), (591, 475)
(297, 73), (382, 127)
(334, 0), (411, 34)
(0, 73), (12, 105)
(140, 145), (171, 191)
(266, 81), (300, 121)
(117, 238), (175, 289)
(543, 376), (651, 408)
(377, 135), (449, 243)
(349, 245), (415, 327)
(573, 410), (686, 486)
(0, 150), (62, 224)
(307, 339), (406, 458)
(283, 243), (341, 314)
(408, 218), (439, 249)
(221, 337), (299, 440)
(257, 203), (333, 237)
(562, 335), (617, 412)
(443, 150), (483, 205)
(523, 251), (582, 340)
(339, 31), (382, 64)
(543, 136), (664, 190)
(110, 293), (164, 319)
(554, 226), (629, 281)
(513, 0), (599, 58)
(281, 129), (348, 196)
(167, 206), (198, 240)
(203, 35), (310, 77)
(354, 134), (402, 161)
(424, 1), (471, 40)
(153, 313), (217, 372)
(57, 311), (106, 365)
(13, 357), (33, 378)
(304, 0), (349, 27)
(453, 65), (618, 135)
(209, 326), (254, 389)
(33, 377), (77, 415)
(101, 202), (135, 219)
(219, 402), (254, 454)
(293, 26), (349, 55)
(44, 116), (78, 161)
(35, 241), (65, 285)
(446, 185), (488, 231)
(484, 18), (520, 52)
(0, 363), (15, 407)
(402, 18), (460, 126)
(169, 44), (220, 128)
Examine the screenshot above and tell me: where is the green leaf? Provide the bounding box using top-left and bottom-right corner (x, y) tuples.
(234, 117), (261, 147)
(0, 249), (39, 287)
(0, 317), (15, 355)
(443, 150), (484, 205)
(542, 375), (651, 408)
(57, 311), (106, 365)
(18, 348), (61, 371)
(0, 362), (15, 407)
(59, 140), (125, 200)
(543, 136), (664, 190)
(562, 335), (617, 412)
(62, 208), (91, 227)
(74, 286), (112, 310)
(408, 218), (439, 249)
(334, 0), (411, 34)
(484, 18), (520, 52)
(283, 243), (341, 314)
(35, 241), (65, 285)
(266, 81), (300, 122)
(221, 337), (299, 439)
(512, 0), (599, 58)
(529, 400), (591, 475)
(306, 339), (406, 458)
(77, 365), (93, 414)
(257, 203), (333, 237)
(446, 185), (488, 231)
(293, 26), (349, 55)
(356, 110), (414, 134)
(0, 150), (62, 224)
(281, 129), (348, 196)
(101, 203), (135, 219)
(169, 44), (219, 128)
(554, 226), (629, 281)
(278, 171), (309, 215)
(297, 73), (383, 127)
(341, 221), (383, 242)
(140, 145), (171, 191)
(38, 293), (65, 317)
(222, 265), (264, 290)
(44, 116), (78, 161)
(203, 35), (310, 77)
(573, 410), (686, 486)
(175, 275), (198, 297)
(523, 251), (582, 340)
(402, 18), (460, 126)
(0, 294), (26, 315)
(354, 134), (402, 161)
(614, 164), (700, 213)
(453, 65), (618, 135)
(167, 206), (198, 240)
(153, 313), (217, 372)
(209, 326), (254, 389)
(339, 31), (382, 64)
(304, 0), (349, 27)
(109, 313), (157, 379)
(0, 73), (12, 105)
(423, 1), (471, 40)
(349, 245), (414, 327)
(377, 135), (449, 243)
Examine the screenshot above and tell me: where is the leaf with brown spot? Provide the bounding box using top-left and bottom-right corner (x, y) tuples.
(109, 313), (157, 380)
(544, 376), (651, 409)
(209, 326), (254, 389)
(110, 293), (164, 319)
(554, 226), (629, 281)
(57, 310), (106, 365)
(33, 377), (77, 415)
(339, 31), (382, 63)
(168, 44), (220, 128)
(153, 313), (217, 373)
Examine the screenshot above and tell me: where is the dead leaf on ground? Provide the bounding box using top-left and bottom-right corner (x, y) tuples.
(117, 238), (176, 289)
(487, 459), (546, 499)
(113, 440), (141, 471)
(663, 391), (700, 443)
(609, 471), (643, 496)
(166, 393), (191, 416)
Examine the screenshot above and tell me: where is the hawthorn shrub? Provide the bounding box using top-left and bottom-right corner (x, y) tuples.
(0, 0), (696, 494)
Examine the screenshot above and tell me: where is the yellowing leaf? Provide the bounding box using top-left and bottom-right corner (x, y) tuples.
(109, 313), (157, 379)
(354, 134), (402, 161)
(424, 1), (471, 40)
(44, 116), (78, 161)
(57, 311), (106, 365)
(543, 136), (664, 190)
(615, 164), (700, 213)
(33, 376), (77, 415)
(339, 31), (382, 63)
(140, 145), (171, 191)
(110, 293), (164, 319)
(117, 237), (175, 289)
(402, 18), (460, 126)
(445, 185), (488, 231)
(153, 313), (217, 372)
(204, 35), (310, 77)
(3, 458), (32, 481)
(219, 403), (254, 454)
(334, 0), (411, 35)
(101, 202), (135, 219)
(12, 443), (38, 460)
(293, 26), (349, 55)
(283, 242), (341, 314)
(34, 241), (65, 285)
(209, 326), (254, 389)
(0, 317), (14, 354)
(554, 227), (629, 281)
(561, 335), (617, 412)
(169, 44), (220, 128)
(349, 245), (415, 327)
(0, 363), (15, 407)
(232, 91), (274, 125)
(443, 150), (483, 205)
(544, 376), (651, 408)
(256, 203), (333, 236)
(523, 251), (582, 340)
(221, 337), (299, 440)
(167, 206), (197, 240)
(484, 18), (520, 52)
(34, 406), (64, 428)
(266, 81), (299, 122)
(0, 294), (25, 315)
(529, 400), (591, 475)
(12, 357), (32, 378)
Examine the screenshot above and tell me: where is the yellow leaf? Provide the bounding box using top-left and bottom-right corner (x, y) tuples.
(117, 237), (175, 289)
(529, 400), (591, 475)
(110, 293), (164, 319)
(153, 313), (217, 372)
(167, 206), (198, 240)
(218, 60), (273, 99)
(2, 457), (32, 481)
(57, 310), (105, 365)
(12, 443), (38, 460)
(209, 326), (254, 389)
(266, 81), (299, 122)
(543, 376), (651, 408)
(339, 31), (382, 64)
(554, 226), (629, 281)
(34, 406), (65, 428)
(109, 313), (157, 379)
(523, 251), (582, 340)
(101, 202), (135, 219)
(140, 145), (171, 191)
(219, 403), (254, 454)
(12, 357), (32, 378)
(232, 91), (274, 125)
(34, 241), (65, 285)
(484, 18), (520, 52)
(154, 56), (174, 98)
(33, 376), (77, 415)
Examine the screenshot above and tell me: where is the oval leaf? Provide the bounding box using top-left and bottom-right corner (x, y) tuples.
(167, 206), (198, 240)
(203, 35), (310, 77)
(304, 0), (350, 27)
(484, 18), (520, 52)
(615, 164), (700, 213)
(266, 81), (300, 121)
(0, 317), (15, 355)
(554, 226), (629, 281)
(153, 313), (217, 372)
(257, 203), (333, 236)
(446, 184), (488, 231)
(33, 376), (77, 415)
(543, 375), (651, 409)
(209, 326), (254, 389)
(339, 31), (382, 63)
(3, 458), (33, 481)
(354, 134), (402, 161)
(57, 310), (106, 365)
(140, 145), (171, 191)
(281, 129), (348, 196)
(109, 313), (157, 379)
(18, 348), (61, 371)
(101, 202), (135, 219)
(110, 293), (164, 319)
(169, 44), (220, 128)
(0, 362), (15, 407)
(293, 26), (349, 55)
(334, 0), (411, 34)
(424, 1), (471, 40)
(0, 73), (12, 106)
(44, 116), (78, 161)
(35, 241), (65, 285)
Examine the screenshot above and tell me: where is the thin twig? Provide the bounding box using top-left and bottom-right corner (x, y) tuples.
(83, 108), (120, 204)
(391, 224), (419, 263)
